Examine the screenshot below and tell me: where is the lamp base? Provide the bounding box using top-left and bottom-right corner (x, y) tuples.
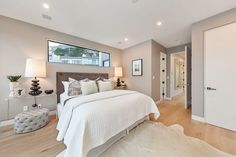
(28, 77), (42, 108)
(32, 103), (38, 108)
(117, 77), (121, 87)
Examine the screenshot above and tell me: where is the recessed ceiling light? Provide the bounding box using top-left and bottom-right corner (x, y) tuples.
(124, 38), (129, 42)
(157, 21), (162, 26)
(132, 0), (139, 4)
(43, 3), (50, 9)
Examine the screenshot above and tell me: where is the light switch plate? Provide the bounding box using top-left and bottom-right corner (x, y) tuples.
(23, 106), (28, 111)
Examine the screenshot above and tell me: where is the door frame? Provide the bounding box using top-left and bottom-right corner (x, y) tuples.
(184, 46), (188, 109)
(160, 52), (167, 100)
(169, 49), (191, 109)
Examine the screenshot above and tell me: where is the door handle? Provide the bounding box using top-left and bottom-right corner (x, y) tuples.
(206, 87), (216, 90)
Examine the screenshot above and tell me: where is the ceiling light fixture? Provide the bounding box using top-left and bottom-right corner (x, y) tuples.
(124, 38), (129, 42)
(43, 3), (50, 9)
(157, 21), (162, 26)
(132, 0), (139, 4)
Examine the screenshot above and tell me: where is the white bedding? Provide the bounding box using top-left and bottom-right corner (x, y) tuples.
(56, 90), (159, 157)
(60, 93), (75, 106)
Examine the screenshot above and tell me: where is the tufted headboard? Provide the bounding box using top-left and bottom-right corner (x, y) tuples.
(56, 72), (109, 103)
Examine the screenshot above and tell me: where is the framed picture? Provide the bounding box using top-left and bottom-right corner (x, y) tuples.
(132, 59), (143, 76)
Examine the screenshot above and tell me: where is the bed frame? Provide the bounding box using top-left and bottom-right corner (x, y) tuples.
(56, 72), (109, 103)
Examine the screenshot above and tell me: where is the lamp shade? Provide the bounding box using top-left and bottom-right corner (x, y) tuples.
(25, 58), (46, 78)
(115, 67), (123, 77)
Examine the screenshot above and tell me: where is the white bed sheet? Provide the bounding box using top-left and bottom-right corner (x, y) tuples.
(57, 90), (159, 157)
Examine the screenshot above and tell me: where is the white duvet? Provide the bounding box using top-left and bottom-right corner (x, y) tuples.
(56, 90), (159, 157)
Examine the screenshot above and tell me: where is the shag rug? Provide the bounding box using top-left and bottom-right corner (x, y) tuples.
(57, 122), (235, 157)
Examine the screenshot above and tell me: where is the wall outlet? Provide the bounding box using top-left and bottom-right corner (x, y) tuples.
(23, 106), (28, 111)
(38, 104), (42, 108)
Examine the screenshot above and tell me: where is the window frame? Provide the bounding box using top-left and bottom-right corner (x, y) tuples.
(47, 40), (111, 67)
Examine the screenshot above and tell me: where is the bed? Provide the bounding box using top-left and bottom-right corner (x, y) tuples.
(56, 72), (160, 157)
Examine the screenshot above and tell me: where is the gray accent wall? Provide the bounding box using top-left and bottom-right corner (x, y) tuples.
(192, 8), (236, 117)
(0, 15), (122, 121)
(122, 40), (166, 101)
(122, 40), (152, 96)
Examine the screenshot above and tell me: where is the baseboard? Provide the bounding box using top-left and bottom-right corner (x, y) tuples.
(165, 97), (172, 100)
(0, 110), (57, 127)
(156, 100), (162, 104)
(0, 119), (14, 127)
(192, 115), (205, 123)
(49, 110), (57, 116)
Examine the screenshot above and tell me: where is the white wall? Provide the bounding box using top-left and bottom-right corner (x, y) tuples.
(0, 15), (122, 120)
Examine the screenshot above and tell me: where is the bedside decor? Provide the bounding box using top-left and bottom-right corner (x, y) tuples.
(114, 67), (123, 87)
(15, 88), (26, 97)
(132, 59), (143, 76)
(45, 90), (54, 95)
(7, 75), (21, 97)
(25, 58), (46, 107)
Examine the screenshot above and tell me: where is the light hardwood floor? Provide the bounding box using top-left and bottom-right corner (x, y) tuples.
(0, 95), (236, 157)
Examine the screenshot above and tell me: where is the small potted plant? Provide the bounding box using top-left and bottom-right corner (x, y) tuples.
(7, 75), (21, 97)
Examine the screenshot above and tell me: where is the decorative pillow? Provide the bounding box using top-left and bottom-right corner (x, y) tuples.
(67, 78), (89, 96)
(80, 81), (98, 95)
(98, 80), (113, 92)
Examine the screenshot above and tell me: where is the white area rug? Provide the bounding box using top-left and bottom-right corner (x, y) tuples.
(57, 122), (235, 157)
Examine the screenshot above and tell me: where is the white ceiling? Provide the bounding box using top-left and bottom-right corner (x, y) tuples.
(0, 0), (236, 49)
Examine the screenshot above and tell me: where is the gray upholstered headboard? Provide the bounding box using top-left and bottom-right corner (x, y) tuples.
(56, 72), (109, 103)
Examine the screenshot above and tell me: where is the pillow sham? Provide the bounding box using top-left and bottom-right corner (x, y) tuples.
(80, 81), (98, 95)
(97, 80), (113, 92)
(68, 78), (82, 96)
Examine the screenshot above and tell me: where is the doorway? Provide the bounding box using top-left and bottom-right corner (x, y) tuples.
(169, 46), (191, 109)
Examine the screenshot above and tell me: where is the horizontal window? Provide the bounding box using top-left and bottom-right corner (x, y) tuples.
(48, 40), (110, 67)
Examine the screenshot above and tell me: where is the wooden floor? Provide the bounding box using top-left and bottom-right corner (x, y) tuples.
(157, 95), (236, 155)
(0, 95), (236, 157)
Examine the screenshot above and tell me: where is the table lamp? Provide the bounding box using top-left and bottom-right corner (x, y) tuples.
(115, 67), (123, 87)
(25, 58), (46, 107)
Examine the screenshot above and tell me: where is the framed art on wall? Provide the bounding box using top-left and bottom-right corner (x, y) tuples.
(132, 59), (143, 76)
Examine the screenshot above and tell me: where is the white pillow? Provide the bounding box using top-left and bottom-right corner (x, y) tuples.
(80, 81), (98, 95)
(98, 81), (113, 92)
(62, 81), (69, 94)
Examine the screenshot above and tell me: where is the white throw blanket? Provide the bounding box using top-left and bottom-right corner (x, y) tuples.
(57, 90), (159, 157)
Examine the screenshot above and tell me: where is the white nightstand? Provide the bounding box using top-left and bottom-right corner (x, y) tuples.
(6, 94), (57, 120)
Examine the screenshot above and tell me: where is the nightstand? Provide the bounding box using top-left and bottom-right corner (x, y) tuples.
(114, 86), (128, 90)
(5, 94), (57, 120)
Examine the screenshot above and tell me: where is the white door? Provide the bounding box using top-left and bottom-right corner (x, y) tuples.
(204, 22), (236, 131)
(160, 52), (167, 100)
